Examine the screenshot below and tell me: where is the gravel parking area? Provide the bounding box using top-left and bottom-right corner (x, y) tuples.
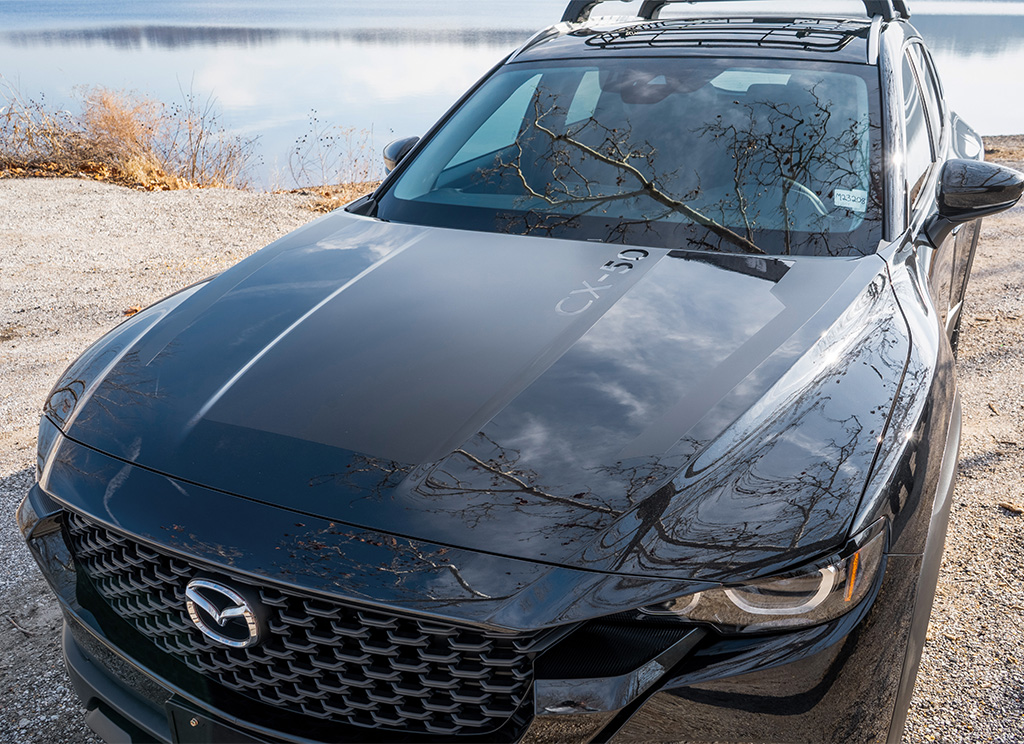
(0, 179), (312, 744)
(1, 170), (1023, 743)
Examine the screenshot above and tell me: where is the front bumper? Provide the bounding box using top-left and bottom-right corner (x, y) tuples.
(57, 558), (923, 744)
(21, 473), (928, 744)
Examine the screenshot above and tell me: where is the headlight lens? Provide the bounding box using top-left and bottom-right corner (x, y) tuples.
(640, 520), (887, 634)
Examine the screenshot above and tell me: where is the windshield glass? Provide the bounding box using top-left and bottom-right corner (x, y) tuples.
(376, 58), (882, 257)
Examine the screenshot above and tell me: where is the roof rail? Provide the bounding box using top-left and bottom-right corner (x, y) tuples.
(562, 0), (910, 24)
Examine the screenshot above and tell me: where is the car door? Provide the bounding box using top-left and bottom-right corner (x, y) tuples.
(915, 45), (982, 351)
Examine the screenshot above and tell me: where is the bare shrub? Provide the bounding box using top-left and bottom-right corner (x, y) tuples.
(289, 112), (380, 186)
(160, 88), (258, 189)
(288, 112), (382, 211)
(1, 86), (89, 172)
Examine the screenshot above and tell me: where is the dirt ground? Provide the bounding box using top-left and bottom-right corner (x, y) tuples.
(2, 150), (1024, 742)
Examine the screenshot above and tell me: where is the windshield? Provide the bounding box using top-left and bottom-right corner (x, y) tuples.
(376, 58), (882, 257)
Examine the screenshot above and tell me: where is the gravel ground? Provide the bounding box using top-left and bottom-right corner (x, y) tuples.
(0, 179), (312, 744)
(901, 153), (1024, 743)
(1, 169), (1023, 743)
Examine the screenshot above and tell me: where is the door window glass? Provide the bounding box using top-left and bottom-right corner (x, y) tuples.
(908, 45), (943, 152)
(902, 52), (932, 205)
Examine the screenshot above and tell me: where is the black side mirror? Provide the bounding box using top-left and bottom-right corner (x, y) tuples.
(926, 158), (1024, 246)
(383, 136), (420, 174)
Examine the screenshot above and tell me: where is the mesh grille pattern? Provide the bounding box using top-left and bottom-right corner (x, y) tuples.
(65, 512), (536, 735)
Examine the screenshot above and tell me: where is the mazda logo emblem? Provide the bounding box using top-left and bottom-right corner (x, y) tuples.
(185, 578), (261, 648)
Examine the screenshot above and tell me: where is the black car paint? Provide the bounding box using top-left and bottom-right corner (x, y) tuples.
(46, 213), (906, 583)
(20, 10), (1024, 744)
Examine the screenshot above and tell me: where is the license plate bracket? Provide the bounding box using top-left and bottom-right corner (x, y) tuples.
(167, 699), (264, 743)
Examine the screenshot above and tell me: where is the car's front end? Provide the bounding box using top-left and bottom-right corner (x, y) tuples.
(19, 386), (961, 744)
(19, 200), (962, 743)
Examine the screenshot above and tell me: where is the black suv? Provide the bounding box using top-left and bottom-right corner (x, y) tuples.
(18, 1), (1024, 742)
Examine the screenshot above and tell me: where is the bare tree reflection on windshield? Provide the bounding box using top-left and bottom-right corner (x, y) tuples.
(452, 65), (879, 256)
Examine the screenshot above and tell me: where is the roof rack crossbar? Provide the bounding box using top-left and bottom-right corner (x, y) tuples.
(582, 22), (861, 53)
(562, 0), (910, 24)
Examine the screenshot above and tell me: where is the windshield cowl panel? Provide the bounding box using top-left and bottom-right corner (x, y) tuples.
(377, 57), (883, 258)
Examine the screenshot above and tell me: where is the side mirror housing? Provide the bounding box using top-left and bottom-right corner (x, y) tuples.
(925, 159), (1024, 246)
(383, 136), (420, 174)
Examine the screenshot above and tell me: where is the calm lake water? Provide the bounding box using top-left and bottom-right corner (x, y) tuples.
(1, 0), (1022, 187)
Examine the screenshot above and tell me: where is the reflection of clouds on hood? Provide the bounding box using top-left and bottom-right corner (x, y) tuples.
(593, 378), (651, 425)
(582, 261), (781, 353)
(501, 414), (577, 466)
(313, 238), (394, 263)
(313, 215), (426, 259)
(574, 258), (784, 408)
(474, 257), (894, 554)
(474, 255), (803, 490)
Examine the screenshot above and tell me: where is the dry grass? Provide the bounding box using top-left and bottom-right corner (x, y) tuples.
(984, 135), (1024, 165)
(1, 84), (384, 206)
(0, 84), (257, 190)
(296, 181), (381, 213)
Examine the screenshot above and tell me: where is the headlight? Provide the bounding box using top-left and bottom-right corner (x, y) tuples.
(640, 520), (887, 634)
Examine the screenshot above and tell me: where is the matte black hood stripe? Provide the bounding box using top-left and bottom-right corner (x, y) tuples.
(188, 233), (421, 433)
(206, 227), (663, 464)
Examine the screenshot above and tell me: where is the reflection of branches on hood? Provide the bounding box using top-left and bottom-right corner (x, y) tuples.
(387, 545), (495, 600)
(593, 456), (683, 508)
(602, 311), (902, 576)
(415, 432), (611, 511)
(492, 95), (765, 255)
(308, 455), (413, 503)
(449, 446), (615, 516)
(611, 403), (864, 575)
(76, 350), (165, 423)
(293, 526), (502, 603)
(45, 378), (86, 423)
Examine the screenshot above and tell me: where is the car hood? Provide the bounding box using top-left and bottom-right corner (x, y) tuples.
(48, 212), (908, 581)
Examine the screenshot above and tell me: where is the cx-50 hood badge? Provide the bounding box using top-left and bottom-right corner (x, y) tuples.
(185, 578), (262, 648)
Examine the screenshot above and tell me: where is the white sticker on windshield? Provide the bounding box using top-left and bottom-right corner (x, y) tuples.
(834, 189), (868, 213)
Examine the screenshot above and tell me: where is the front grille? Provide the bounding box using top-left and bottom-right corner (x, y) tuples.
(65, 512), (537, 736)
